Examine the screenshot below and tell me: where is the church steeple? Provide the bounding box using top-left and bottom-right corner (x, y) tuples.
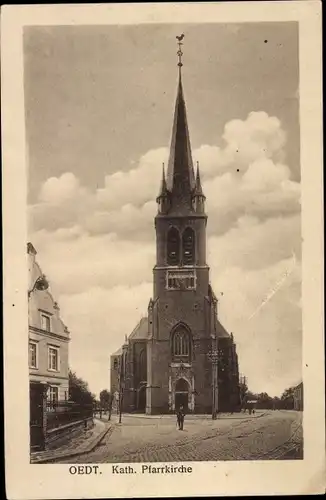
(165, 40), (196, 212)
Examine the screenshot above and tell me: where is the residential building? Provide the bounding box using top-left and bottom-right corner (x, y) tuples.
(293, 381), (303, 411)
(28, 242), (70, 404)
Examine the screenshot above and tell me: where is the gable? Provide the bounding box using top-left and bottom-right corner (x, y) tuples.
(129, 317), (149, 341)
(216, 319), (231, 339)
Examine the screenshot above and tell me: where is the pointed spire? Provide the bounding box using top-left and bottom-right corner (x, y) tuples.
(194, 161), (205, 197)
(166, 70), (195, 207)
(158, 163), (168, 198)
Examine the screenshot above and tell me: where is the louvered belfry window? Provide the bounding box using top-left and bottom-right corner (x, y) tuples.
(167, 227), (180, 265)
(182, 227), (195, 265)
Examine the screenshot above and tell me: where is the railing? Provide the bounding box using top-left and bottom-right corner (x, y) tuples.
(46, 400), (93, 431)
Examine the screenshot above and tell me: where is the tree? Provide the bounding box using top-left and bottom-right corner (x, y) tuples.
(256, 392), (273, 409)
(239, 378), (248, 409)
(281, 386), (295, 409)
(99, 389), (112, 410)
(69, 369), (95, 405)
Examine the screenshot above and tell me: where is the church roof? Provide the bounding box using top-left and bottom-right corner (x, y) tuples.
(129, 317), (149, 341)
(216, 319), (231, 339)
(111, 347), (123, 356)
(166, 72), (196, 207)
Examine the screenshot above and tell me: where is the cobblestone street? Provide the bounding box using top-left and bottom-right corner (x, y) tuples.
(58, 410), (302, 463)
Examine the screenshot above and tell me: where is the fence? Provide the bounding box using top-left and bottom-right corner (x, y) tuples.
(46, 400), (93, 431)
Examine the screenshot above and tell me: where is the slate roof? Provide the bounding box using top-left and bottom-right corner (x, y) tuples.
(165, 73), (199, 215)
(111, 347), (123, 356)
(216, 319), (231, 339)
(129, 317), (149, 341)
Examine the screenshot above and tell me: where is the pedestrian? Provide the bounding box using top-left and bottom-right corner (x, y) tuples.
(176, 410), (180, 430)
(177, 405), (185, 430)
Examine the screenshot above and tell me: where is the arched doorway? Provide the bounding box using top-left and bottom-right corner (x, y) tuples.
(175, 378), (189, 411)
(137, 384), (146, 412)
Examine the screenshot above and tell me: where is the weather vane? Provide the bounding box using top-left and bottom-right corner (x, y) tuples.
(176, 33), (185, 68)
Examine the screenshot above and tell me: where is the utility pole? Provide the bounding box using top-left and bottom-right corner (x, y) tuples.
(208, 337), (219, 420)
(118, 343), (128, 424)
(118, 356), (123, 424)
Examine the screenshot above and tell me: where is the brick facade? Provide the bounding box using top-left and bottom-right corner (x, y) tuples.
(110, 68), (241, 414)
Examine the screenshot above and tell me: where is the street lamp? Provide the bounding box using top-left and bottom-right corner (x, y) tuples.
(208, 345), (219, 420)
(28, 274), (49, 298)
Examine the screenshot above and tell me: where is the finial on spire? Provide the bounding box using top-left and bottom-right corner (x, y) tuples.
(161, 162), (168, 193)
(176, 33), (185, 69)
(157, 162), (168, 201)
(194, 160), (205, 198)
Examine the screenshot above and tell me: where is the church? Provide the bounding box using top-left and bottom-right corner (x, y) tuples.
(110, 49), (241, 415)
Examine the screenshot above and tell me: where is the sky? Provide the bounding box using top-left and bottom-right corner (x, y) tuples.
(24, 22), (301, 398)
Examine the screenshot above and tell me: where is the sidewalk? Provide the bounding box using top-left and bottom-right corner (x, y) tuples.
(30, 418), (111, 464)
(108, 411), (267, 421)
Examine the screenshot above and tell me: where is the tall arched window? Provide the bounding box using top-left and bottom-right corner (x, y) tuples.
(139, 349), (147, 382)
(182, 227), (195, 265)
(171, 325), (191, 361)
(167, 227), (181, 265)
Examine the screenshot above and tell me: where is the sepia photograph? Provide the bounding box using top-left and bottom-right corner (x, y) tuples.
(2, 2), (324, 498)
(24, 20), (304, 464)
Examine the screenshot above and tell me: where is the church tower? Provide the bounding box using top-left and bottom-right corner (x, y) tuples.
(146, 42), (219, 414)
(111, 37), (241, 416)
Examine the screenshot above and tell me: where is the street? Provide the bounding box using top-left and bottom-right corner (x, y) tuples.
(59, 410), (302, 463)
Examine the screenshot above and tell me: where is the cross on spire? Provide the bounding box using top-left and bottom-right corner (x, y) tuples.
(176, 33), (185, 70)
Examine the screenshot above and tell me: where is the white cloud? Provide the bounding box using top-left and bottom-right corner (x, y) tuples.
(30, 111), (300, 239)
(59, 283), (152, 396)
(39, 172), (87, 204)
(32, 229), (155, 296)
(96, 147), (168, 211)
(28, 111), (302, 397)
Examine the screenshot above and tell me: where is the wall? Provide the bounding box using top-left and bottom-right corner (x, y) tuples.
(293, 382), (303, 411)
(46, 417), (94, 451)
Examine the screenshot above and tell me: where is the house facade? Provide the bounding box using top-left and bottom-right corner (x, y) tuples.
(110, 62), (241, 415)
(293, 381), (303, 411)
(28, 242), (70, 403)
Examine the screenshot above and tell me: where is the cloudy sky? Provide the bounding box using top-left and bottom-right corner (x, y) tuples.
(24, 22), (301, 398)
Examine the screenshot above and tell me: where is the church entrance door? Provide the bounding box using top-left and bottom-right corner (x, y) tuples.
(174, 378), (189, 411)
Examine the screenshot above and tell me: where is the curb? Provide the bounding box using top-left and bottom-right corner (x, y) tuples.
(117, 412), (267, 420)
(31, 423), (112, 464)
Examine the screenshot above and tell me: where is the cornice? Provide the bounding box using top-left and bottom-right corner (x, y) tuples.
(29, 326), (70, 342)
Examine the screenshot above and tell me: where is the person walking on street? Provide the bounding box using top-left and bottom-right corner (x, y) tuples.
(177, 405), (185, 430)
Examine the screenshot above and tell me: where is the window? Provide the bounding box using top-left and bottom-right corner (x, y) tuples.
(113, 358), (119, 371)
(139, 349), (147, 382)
(41, 313), (51, 332)
(47, 386), (59, 403)
(166, 270), (196, 290)
(171, 326), (191, 361)
(182, 227), (195, 265)
(48, 346), (59, 371)
(167, 227), (180, 266)
(29, 342), (37, 368)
